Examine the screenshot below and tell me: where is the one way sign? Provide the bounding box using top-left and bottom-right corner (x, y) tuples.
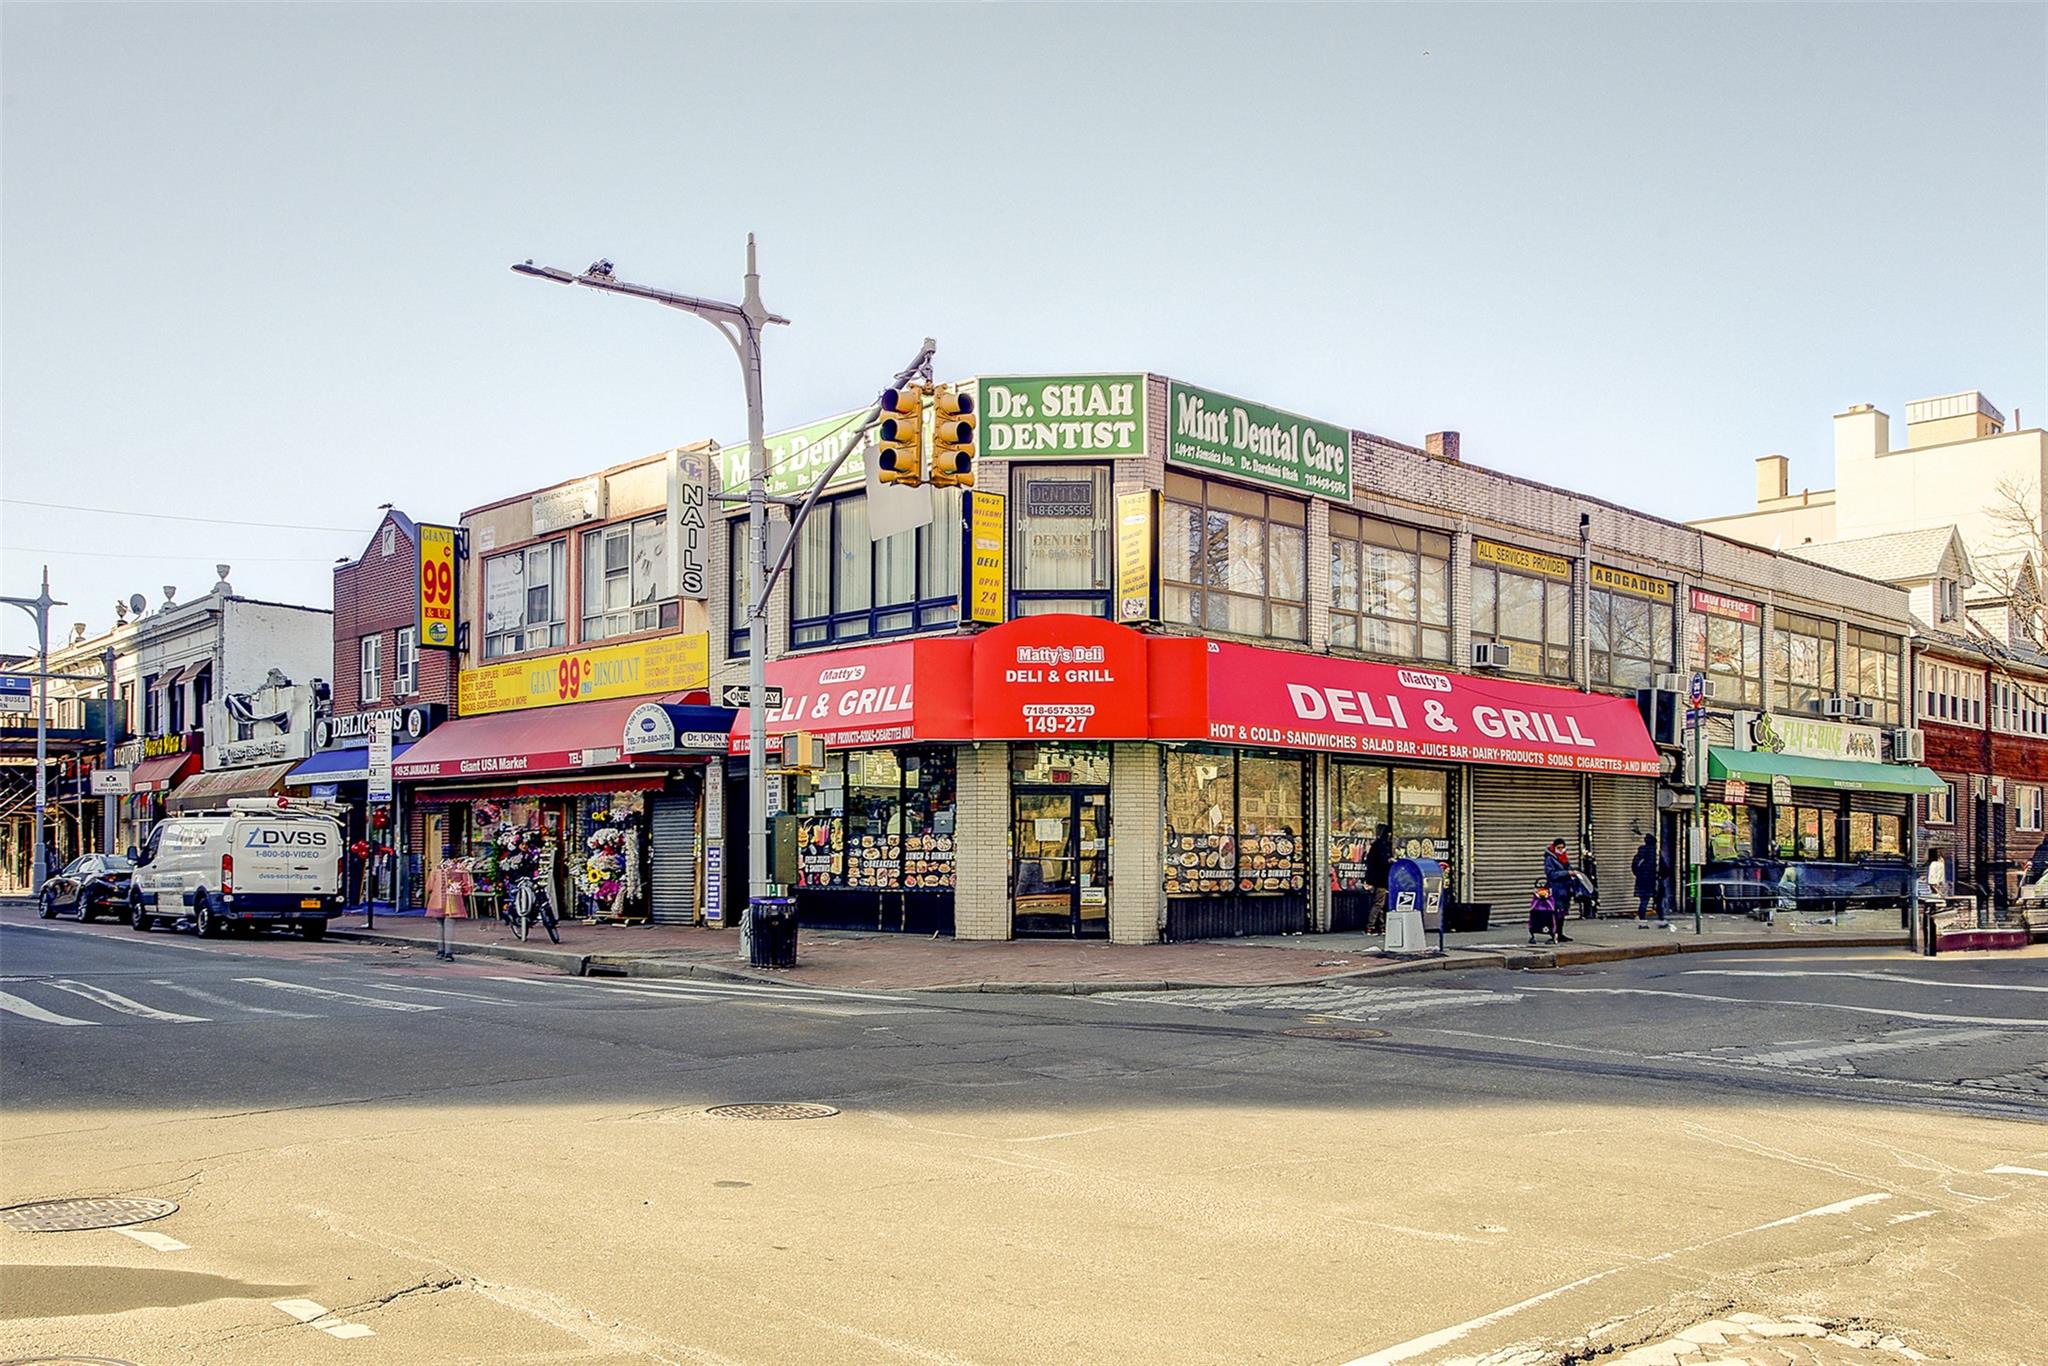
(720, 684), (784, 710)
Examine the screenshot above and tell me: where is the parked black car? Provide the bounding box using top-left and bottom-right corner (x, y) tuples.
(37, 854), (135, 922)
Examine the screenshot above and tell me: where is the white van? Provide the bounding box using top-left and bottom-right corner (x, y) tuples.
(130, 799), (345, 939)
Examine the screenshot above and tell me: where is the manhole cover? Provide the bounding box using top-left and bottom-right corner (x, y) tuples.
(1282, 1026), (1388, 1041)
(704, 1102), (839, 1121)
(0, 1197), (178, 1233)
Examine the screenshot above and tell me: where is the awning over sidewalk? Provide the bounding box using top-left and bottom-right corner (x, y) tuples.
(285, 744), (416, 786)
(166, 760), (299, 812)
(1150, 637), (1663, 775)
(728, 638), (973, 753)
(129, 752), (199, 793)
(396, 695), (694, 781)
(1708, 748), (1946, 794)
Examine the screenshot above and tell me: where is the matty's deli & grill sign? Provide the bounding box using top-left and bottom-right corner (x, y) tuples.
(1168, 380), (1351, 499)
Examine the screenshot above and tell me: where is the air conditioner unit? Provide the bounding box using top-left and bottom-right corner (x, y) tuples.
(1849, 699), (1876, 721)
(1471, 642), (1512, 670)
(1891, 728), (1924, 763)
(1821, 697), (1851, 718)
(1653, 672), (1691, 694)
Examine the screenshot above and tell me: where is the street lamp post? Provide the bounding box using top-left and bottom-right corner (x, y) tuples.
(513, 241), (788, 957)
(2, 567), (63, 893)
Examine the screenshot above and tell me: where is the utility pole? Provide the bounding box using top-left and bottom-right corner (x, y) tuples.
(2, 568), (62, 892)
(513, 241), (788, 957)
(103, 647), (118, 855)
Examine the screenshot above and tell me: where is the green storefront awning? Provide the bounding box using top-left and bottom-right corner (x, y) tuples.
(1708, 748), (1947, 795)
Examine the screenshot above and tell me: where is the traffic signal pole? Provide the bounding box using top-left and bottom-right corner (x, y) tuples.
(2, 568), (62, 892)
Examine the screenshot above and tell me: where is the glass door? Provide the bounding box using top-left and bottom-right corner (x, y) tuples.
(1012, 789), (1111, 937)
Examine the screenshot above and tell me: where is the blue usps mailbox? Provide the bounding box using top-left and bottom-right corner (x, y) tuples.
(1384, 857), (1443, 954)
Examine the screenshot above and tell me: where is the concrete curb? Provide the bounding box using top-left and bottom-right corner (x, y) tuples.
(321, 924), (1914, 994)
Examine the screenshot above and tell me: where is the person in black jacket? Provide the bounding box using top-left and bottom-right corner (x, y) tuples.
(1631, 834), (1669, 926)
(1543, 839), (1574, 942)
(1364, 824), (1394, 934)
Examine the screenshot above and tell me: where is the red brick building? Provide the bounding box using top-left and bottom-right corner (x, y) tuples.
(1916, 631), (2048, 906)
(287, 509), (458, 904)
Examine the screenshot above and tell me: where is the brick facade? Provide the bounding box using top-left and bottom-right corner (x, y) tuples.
(332, 513), (457, 716)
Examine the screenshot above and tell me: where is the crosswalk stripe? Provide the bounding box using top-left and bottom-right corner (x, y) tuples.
(150, 979), (319, 1019)
(119, 1228), (189, 1251)
(236, 977), (438, 1012)
(1741, 1028), (2004, 1067)
(49, 980), (209, 1023)
(348, 981), (524, 1006)
(273, 1298), (330, 1322)
(484, 975), (731, 1003)
(1686, 969), (2048, 995)
(0, 987), (99, 1026)
(613, 977), (917, 1004)
(483, 974), (926, 1015)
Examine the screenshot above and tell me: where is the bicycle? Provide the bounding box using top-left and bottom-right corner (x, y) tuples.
(508, 875), (560, 944)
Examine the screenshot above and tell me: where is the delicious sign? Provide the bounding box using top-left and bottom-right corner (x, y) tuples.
(1167, 381), (1350, 499)
(1181, 642), (1660, 775)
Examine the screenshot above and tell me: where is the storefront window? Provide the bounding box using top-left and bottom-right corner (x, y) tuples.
(482, 540), (568, 659)
(796, 748), (956, 891)
(1698, 612), (1762, 708)
(1011, 465), (1112, 617)
(1706, 802), (1755, 860)
(581, 513), (676, 642)
(1163, 748), (1306, 896)
(1844, 626), (1902, 727)
(1848, 811), (1903, 858)
(1329, 512), (1450, 659)
(1161, 473), (1307, 641)
(1010, 743), (1111, 786)
(1471, 549), (1572, 679)
(1771, 610), (1838, 715)
(792, 492), (961, 647)
(1330, 764), (1449, 889)
(727, 518), (751, 658)
(1773, 804), (1840, 860)
(1589, 586), (1674, 689)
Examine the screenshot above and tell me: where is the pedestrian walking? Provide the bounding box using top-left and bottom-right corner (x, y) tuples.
(1630, 834), (1670, 927)
(1543, 838), (1575, 942)
(1527, 878), (1558, 944)
(1364, 823), (1394, 935)
(1576, 847), (1600, 918)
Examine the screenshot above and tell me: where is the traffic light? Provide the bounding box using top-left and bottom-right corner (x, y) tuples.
(878, 384), (925, 486)
(930, 385), (975, 488)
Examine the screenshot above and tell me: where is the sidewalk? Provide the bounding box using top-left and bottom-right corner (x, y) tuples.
(324, 907), (1914, 994)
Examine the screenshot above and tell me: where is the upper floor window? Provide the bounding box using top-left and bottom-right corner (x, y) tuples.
(1939, 578), (1960, 622)
(395, 627), (417, 696)
(1331, 512), (1449, 660)
(1161, 472), (1306, 641)
(791, 491), (961, 648)
(1692, 591), (1762, 708)
(482, 540), (567, 659)
(1844, 625), (1902, 727)
(360, 634), (382, 703)
(1991, 678), (2048, 736)
(1771, 610), (1837, 715)
(727, 518), (752, 659)
(143, 676), (162, 736)
(1471, 541), (1572, 680)
(1921, 662), (1984, 726)
(581, 513), (676, 642)
(1010, 464), (1112, 618)
(381, 525), (397, 557)
(1588, 570), (1674, 689)
(2020, 784), (2045, 834)
(1925, 781), (1955, 826)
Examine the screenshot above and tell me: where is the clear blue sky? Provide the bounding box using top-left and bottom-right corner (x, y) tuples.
(4, 2), (2042, 652)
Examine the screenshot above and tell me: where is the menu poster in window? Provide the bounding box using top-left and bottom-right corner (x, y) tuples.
(1116, 490), (1156, 623)
(797, 816), (840, 887)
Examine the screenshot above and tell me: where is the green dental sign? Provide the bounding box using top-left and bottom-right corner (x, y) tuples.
(717, 409), (869, 500)
(978, 375), (1146, 460)
(1166, 380), (1351, 499)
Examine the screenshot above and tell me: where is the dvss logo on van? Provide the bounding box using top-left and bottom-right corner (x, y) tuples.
(245, 828), (331, 847)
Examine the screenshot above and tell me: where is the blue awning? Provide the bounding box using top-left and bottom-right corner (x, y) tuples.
(286, 742), (414, 786)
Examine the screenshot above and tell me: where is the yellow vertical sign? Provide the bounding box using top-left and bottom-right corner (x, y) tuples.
(968, 491), (1006, 624)
(1116, 490), (1156, 623)
(418, 524), (458, 650)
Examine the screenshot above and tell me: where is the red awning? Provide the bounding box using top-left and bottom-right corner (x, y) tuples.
(729, 638), (973, 752)
(129, 752), (199, 793)
(396, 695), (691, 782)
(1150, 637), (1662, 776)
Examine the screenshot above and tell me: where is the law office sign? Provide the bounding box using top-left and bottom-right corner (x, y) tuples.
(1167, 380), (1351, 499)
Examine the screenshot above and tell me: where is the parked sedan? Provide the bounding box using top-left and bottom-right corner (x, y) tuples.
(37, 854), (135, 922)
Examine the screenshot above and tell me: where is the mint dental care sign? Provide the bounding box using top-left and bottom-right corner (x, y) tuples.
(1167, 381), (1351, 499)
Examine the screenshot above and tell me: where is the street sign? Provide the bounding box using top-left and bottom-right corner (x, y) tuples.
(1687, 671), (1707, 707)
(367, 716), (394, 801)
(0, 675), (31, 715)
(720, 683), (784, 710)
(90, 769), (132, 795)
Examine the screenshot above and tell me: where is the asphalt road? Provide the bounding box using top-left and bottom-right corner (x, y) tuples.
(2, 907), (2044, 1365)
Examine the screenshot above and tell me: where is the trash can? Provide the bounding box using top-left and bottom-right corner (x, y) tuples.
(748, 896), (798, 969)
